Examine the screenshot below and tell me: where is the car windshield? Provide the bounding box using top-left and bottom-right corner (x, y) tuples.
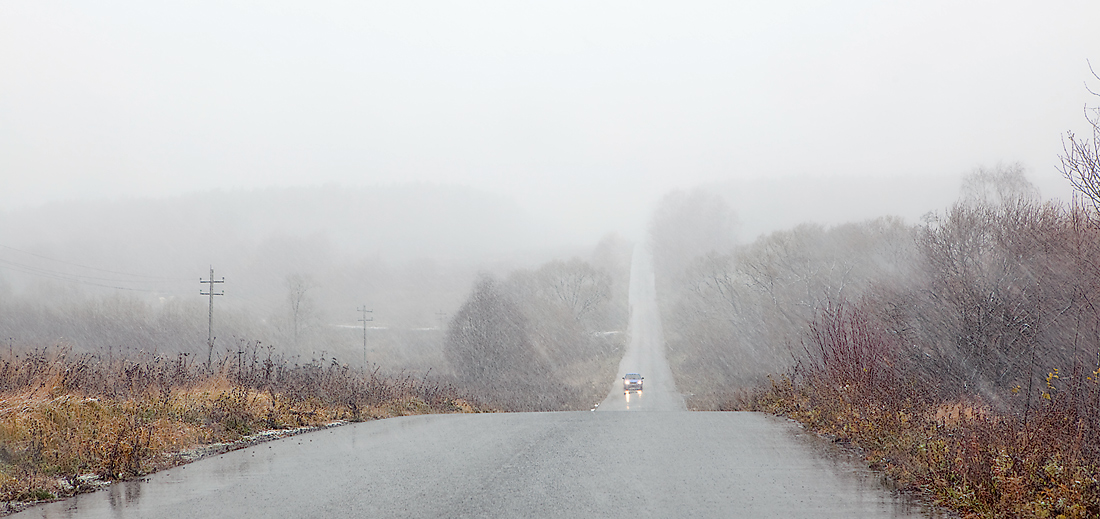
(626, 374), (640, 379)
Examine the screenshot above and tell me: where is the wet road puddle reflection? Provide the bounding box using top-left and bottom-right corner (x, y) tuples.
(623, 390), (642, 409)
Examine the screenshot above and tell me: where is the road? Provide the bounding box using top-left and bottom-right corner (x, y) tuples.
(14, 245), (946, 518)
(596, 244), (685, 412)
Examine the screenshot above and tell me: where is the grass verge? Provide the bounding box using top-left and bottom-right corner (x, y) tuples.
(0, 344), (490, 512)
(734, 304), (1100, 519)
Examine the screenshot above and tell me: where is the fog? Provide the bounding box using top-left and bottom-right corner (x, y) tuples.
(2, 2), (1095, 229)
(1, 2), (1098, 387)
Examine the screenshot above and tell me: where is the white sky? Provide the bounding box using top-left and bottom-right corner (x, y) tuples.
(2, 1), (1098, 239)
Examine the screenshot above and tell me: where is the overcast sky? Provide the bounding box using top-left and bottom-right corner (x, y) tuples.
(2, 1), (1098, 239)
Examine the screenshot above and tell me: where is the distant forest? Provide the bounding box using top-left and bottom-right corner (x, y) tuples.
(0, 184), (595, 371)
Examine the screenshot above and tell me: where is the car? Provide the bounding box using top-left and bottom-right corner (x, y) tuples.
(623, 373), (643, 392)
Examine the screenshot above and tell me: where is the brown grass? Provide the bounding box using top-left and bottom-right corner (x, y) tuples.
(0, 344), (491, 506)
(737, 304), (1100, 519)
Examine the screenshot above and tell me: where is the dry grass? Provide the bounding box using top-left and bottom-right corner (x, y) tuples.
(0, 344), (491, 506)
(737, 304), (1100, 519)
(747, 376), (1100, 518)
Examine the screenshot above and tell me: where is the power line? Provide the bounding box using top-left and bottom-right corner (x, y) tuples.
(0, 243), (181, 281)
(0, 243), (189, 293)
(0, 257), (169, 292)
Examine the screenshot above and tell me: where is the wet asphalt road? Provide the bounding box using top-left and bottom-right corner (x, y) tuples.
(14, 412), (943, 519)
(595, 242), (683, 413)
(12, 245), (947, 518)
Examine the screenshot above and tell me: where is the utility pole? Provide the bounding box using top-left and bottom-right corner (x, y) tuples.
(358, 305), (373, 367)
(436, 309), (447, 346)
(200, 266), (225, 370)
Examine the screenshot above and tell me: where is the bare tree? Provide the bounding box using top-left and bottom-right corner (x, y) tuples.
(662, 217), (917, 408)
(1059, 62), (1100, 211)
(888, 199), (1094, 409)
(285, 273), (316, 349)
(961, 163), (1039, 206)
(444, 275), (563, 410)
(536, 259), (610, 322)
(505, 262), (603, 377)
(445, 260), (624, 411)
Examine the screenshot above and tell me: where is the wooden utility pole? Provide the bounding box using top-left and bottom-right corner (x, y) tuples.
(200, 266), (225, 370)
(358, 305), (373, 367)
(436, 309), (447, 346)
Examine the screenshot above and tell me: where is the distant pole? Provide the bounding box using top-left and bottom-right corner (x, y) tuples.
(200, 266), (225, 370)
(358, 305), (373, 367)
(436, 309), (447, 345)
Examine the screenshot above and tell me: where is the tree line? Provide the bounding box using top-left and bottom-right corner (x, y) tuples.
(643, 79), (1100, 514)
(443, 235), (632, 411)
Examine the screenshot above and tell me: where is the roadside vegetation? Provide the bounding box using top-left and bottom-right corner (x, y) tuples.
(650, 83), (1100, 517)
(444, 236), (633, 411)
(659, 178), (1100, 517)
(743, 300), (1100, 518)
(0, 344), (488, 508)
